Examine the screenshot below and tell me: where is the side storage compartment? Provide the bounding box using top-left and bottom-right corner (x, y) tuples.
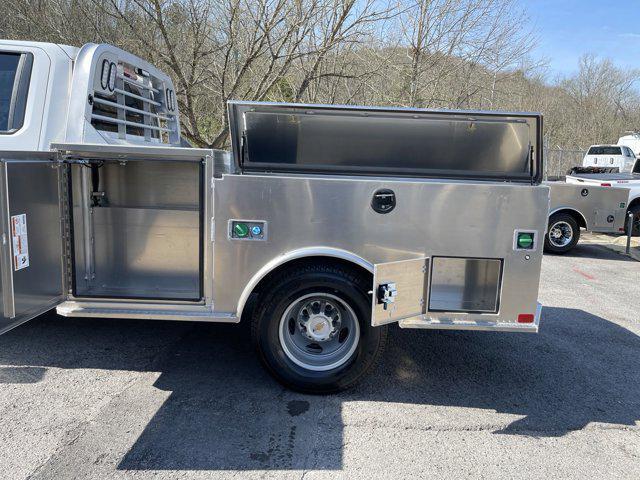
(0, 154), (64, 334)
(70, 157), (202, 300)
(372, 255), (538, 332)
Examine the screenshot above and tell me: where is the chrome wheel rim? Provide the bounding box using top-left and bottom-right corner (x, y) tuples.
(278, 292), (360, 371)
(548, 220), (573, 247)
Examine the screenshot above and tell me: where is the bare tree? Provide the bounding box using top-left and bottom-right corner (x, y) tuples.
(385, 0), (535, 109)
(0, 0), (638, 152)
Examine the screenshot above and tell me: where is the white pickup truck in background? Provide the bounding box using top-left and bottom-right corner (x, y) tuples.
(566, 158), (640, 236)
(580, 144), (637, 173)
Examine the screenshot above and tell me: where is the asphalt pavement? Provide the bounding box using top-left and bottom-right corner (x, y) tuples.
(0, 241), (639, 479)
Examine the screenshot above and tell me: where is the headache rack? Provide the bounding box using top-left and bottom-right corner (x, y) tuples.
(66, 43), (181, 147)
(90, 60), (178, 143)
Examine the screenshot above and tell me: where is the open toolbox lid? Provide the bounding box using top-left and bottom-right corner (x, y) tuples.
(228, 101), (543, 183)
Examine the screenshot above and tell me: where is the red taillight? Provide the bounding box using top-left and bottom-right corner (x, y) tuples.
(619, 227), (626, 232)
(517, 313), (535, 324)
(601, 183), (611, 187)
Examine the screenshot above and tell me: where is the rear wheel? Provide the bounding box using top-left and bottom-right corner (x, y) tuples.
(251, 263), (387, 393)
(625, 205), (640, 236)
(545, 213), (580, 254)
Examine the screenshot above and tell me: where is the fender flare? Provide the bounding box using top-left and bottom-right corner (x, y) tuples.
(235, 247), (373, 320)
(548, 207), (588, 230)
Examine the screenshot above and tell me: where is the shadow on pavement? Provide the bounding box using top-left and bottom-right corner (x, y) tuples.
(0, 305), (638, 470)
(546, 242), (636, 261)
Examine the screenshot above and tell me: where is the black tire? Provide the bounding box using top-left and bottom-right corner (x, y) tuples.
(251, 263), (387, 394)
(625, 205), (640, 236)
(544, 212), (580, 254)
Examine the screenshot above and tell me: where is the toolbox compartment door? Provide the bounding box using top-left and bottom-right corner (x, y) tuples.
(371, 258), (428, 326)
(372, 256), (507, 328)
(0, 152), (64, 335)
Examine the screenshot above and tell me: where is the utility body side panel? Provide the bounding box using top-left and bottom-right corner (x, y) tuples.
(213, 174), (549, 330)
(547, 182), (629, 232)
(566, 174), (640, 209)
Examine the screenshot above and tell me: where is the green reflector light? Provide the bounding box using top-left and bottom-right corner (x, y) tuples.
(234, 223), (249, 238)
(517, 232), (534, 249)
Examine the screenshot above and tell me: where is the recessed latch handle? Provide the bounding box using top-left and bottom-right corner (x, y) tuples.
(371, 189), (396, 214)
(377, 282), (397, 310)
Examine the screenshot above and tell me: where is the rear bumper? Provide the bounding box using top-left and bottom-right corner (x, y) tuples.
(398, 303), (542, 333)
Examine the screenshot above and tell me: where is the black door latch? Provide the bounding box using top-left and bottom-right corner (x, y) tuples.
(377, 282), (397, 310)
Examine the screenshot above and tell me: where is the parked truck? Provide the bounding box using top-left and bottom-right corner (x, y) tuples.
(566, 158), (640, 236)
(544, 182), (629, 253)
(0, 40), (549, 392)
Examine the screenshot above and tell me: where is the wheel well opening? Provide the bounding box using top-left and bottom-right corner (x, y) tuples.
(628, 197), (640, 211)
(551, 209), (586, 229)
(240, 256), (373, 322)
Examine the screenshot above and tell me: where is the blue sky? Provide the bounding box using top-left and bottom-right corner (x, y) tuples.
(517, 0), (640, 78)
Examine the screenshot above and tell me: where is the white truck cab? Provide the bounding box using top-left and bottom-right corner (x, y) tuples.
(0, 39), (179, 150)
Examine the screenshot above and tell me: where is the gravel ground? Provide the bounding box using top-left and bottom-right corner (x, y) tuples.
(0, 242), (639, 479)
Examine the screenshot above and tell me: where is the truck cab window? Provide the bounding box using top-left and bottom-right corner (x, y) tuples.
(587, 146), (621, 155)
(0, 52), (32, 133)
(0, 53), (20, 131)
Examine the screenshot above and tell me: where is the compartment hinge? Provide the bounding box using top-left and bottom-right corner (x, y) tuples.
(58, 163), (74, 295)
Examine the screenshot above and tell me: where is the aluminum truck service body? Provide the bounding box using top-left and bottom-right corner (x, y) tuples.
(544, 182), (629, 253)
(0, 41), (549, 391)
(213, 173), (547, 330)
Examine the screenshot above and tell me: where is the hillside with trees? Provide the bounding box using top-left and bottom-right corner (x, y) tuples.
(1, 0), (638, 154)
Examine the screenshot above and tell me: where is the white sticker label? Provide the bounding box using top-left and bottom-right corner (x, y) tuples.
(11, 214), (29, 271)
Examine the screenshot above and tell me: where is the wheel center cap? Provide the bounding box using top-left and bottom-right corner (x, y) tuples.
(308, 315), (331, 341)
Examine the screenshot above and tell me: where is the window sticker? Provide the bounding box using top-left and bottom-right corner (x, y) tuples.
(11, 213), (29, 271)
